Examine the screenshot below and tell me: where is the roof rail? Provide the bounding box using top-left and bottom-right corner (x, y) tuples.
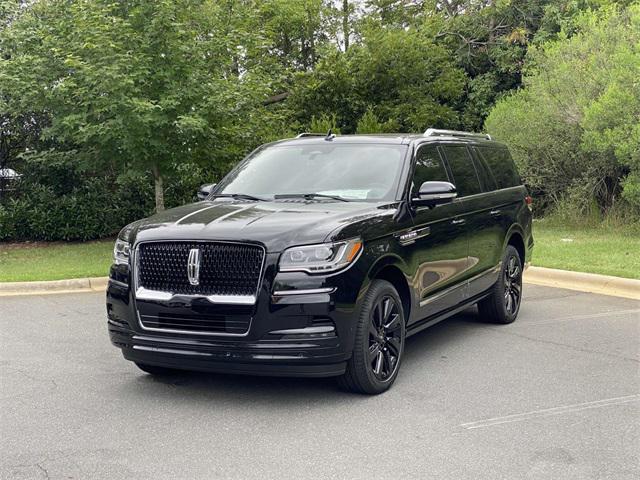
(296, 130), (336, 141)
(424, 128), (491, 141)
(296, 133), (326, 138)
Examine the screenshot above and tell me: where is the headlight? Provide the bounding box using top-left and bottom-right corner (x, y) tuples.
(113, 238), (131, 265)
(279, 238), (363, 274)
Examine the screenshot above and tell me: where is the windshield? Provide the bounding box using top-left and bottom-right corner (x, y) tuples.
(216, 143), (408, 201)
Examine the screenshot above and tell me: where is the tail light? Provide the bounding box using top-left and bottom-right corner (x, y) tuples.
(525, 195), (533, 211)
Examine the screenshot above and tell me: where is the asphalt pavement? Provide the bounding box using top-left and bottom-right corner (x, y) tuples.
(1, 285), (638, 479)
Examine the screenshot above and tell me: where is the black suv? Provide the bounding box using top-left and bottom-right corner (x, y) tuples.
(107, 129), (533, 394)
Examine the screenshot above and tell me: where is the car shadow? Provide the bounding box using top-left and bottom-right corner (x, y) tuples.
(122, 306), (492, 406)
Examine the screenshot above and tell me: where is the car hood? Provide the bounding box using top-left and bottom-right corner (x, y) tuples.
(130, 200), (396, 252)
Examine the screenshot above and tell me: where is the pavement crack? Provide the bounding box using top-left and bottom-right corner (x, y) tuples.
(36, 463), (50, 479)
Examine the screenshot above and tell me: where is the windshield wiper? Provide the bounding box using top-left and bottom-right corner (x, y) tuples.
(274, 193), (350, 202)
(209, 193), (267, 202)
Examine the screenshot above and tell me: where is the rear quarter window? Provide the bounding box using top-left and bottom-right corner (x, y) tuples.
(470, 148), (498, 192)
(476, 146), (521, 189)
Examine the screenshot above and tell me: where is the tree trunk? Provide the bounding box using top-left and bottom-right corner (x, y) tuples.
(342, 0), (349, 52)
(152, 163), (165, 212)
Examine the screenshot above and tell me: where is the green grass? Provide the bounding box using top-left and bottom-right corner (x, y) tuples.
(0, 220), (638, 281)
(532, 220), (640, 279)
(0, 239), (114, 282)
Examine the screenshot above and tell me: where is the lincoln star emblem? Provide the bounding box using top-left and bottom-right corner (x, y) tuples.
(187, 248), (201, 286)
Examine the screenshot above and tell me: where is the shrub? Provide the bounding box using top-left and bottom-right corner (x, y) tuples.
(0, 150), (212, 241)
(485, 5), (640, 218)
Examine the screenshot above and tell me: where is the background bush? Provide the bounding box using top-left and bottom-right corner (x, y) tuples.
(0, 150), (212, 241)
(485, 5), (640, 218)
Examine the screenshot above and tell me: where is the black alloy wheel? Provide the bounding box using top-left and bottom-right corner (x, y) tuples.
(368, 295), (403, 381)
(338, 279), (406, 394)
(503, 254), (522, 316)
(478, 245), (523, 324)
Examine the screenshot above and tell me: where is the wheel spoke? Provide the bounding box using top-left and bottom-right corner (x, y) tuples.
(383, 349), (394, 376)
(368, 342), (380, 361)
(369, 323), (379, 340)
(387, 336), (401, 356)
(510, 292), (518, 312)
(384, 313), (401, 332)
(373, 302), (382, 328)
(505, 291), (513, 312)
(374, 351), (384, 375)
(512, 282), (522, 299)
(508, 257), (516, 275)
(382, 298), (391, 323)
(510, 265), (520, 280)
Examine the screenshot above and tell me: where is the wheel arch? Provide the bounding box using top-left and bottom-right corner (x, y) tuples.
(504, 225), (526, 264)
(367, 256), (413, 322)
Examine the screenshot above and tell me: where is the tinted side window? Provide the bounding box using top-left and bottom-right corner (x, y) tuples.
(412, 145), (449, 194)
(471, 147), (498, 191)
(476, 146), (521, 189)
(441, 145), (482, 197)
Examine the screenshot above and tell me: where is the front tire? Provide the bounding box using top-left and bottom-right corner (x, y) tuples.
(478, 245), (523, 324)
(338, 280), (406, 394)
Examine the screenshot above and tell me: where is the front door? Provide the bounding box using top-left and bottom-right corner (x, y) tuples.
(402, 144), (470, 324)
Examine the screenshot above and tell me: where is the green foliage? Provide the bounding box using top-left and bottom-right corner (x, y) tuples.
(356, 108), (384, 134)
(0, 149), (211, 241)
(1, 0), (639, 242)
(288, 27), (466, 133)
(309, 113), (341, 134)
(0, 0), (274, 211)
(485, 4), (640, 216)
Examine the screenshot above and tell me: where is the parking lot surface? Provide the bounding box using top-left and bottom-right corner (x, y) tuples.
(1, 285), (638, 479)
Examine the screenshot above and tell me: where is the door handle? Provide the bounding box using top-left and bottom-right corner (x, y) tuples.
(489, 209), (501, 216)
(451, 218), (466, 225)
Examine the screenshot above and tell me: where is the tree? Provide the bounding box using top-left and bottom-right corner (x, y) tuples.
(287, 26), (466, 133)
(0, 0), (273, 211)
(485, 4), (640, 215)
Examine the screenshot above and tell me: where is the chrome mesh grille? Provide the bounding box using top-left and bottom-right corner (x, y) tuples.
(136, 242), (264, 297)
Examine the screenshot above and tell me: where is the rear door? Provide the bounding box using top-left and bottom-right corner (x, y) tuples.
(468, 145), (524, 296)
(440, 144), (498, 290)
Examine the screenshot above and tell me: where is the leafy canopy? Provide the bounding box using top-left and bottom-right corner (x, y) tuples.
(486, 4), (640, 213)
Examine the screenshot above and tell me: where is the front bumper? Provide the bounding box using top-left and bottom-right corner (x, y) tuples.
(107, 252), (367, 378)
(110, 323), (347, 377)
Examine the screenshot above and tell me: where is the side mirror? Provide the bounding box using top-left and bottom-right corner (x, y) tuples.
(412, 181), (457, 207)
(197, 183), (217, 201)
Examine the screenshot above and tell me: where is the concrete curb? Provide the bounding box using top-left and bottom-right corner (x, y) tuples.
(0, 277), (108, 296)
(0, 267), (638, 300)
(524, 266), (640, 301)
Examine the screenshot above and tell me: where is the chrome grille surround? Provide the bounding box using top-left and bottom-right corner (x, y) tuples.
(133, 240), (266, 336)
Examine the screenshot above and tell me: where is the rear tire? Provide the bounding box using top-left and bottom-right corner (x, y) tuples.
(337, 280), (406, 395)
(135, 362), (179, 376)
(477, 245), (522, 324)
